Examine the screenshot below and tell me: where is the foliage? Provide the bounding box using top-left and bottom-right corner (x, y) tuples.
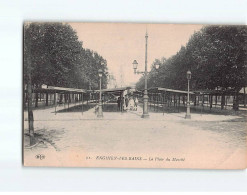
(24, 22), (108, 90)
(136, 25), (247, 92)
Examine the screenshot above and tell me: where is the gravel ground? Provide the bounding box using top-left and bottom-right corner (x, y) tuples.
(23, 103), (247, 169)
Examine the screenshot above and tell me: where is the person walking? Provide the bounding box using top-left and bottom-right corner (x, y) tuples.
(117, 97), (121, 111)
(125, 96), (129, 111)
(129, 96), (135, 111)
(121, 97), (125, 111)
(134, 96), (139, 111)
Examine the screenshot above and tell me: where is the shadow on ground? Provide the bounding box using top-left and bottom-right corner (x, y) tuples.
(57, 102), (122, 113)
(102, 103), (120, 112)
(57, 104), (95, 113)
(24, 128), (65, 151)
(140, 102), (247, 117)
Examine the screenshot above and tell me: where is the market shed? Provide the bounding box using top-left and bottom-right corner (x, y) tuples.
(24, 84), (87, 114)
(147, 87), (195, 114)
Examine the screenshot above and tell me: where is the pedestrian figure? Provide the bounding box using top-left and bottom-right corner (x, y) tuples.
(129, 97), (135, 111)
(125, 96), (129, 110)
(117, 97), (121, 111)
(134, 97), (138, 111)
(121, 97), (125, 111)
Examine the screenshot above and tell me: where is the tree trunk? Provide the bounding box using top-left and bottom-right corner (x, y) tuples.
(25, 26), (35, 146)
(27, 62), (35, 146)
(244, 87), (246, 108)
(202, 94), (204, 106)
(210, 95), (212, 109)
(221, 94), (225, 110)
(53, 92), (56, 105)
(23, 91), (26, 109)
(60, 94), (63, 103)
(35, 92), (38, 108)
(236, 92), (239, 111)
(46, 92), (48, 106)
(215, 95), (217, 107)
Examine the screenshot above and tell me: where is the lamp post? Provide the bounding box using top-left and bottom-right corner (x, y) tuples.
(185, 70), (192, 119)
(97, 69), (103, 118)
(132, 32), (159, 118)
(155, 63), (160, 70)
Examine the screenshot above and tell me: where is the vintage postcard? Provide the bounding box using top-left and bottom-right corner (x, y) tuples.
(23, 22), (247, 169)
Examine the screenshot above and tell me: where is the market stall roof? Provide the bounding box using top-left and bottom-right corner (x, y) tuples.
(44, 85), (86, 93)
(26, 84), (87, 93)
(148, 87), (195, 95)
(89, 86), (135, 95)
(193, 88), (239, 95)
(133, 90), (143, 95)
(101, 86), (133, 93)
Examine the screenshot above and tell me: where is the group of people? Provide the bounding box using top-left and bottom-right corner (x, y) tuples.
(117, 95), (139, 112)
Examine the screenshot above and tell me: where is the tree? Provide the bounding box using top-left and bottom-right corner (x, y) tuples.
(24, 23), (35, 145)
(24, 22), (108, 90)
(24, 22), (109, 145)
(136, 25), (247, 97)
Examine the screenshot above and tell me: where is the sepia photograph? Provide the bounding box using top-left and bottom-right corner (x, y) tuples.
(23, 22), (247, 169)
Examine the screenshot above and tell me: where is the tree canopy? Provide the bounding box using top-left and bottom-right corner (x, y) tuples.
(24, 22), (108, 90)
(136, 25), (247, 92)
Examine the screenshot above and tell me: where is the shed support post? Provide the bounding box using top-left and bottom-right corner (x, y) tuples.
(81, 93), (83, 115)
(68, 93), (70, 109)
(163, 93), (165, 115)
(54, 90), (57, 115)
(35, 92), (38, 108)
(178, 94), (180, 112)
(64, 94), (65, 109)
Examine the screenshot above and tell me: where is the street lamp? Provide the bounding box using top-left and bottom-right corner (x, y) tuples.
(132, 32), (159, 118)
(97, 69), (103, 118)
(155, 62), (160, 70)
(185, 70), (192, 119)
(132, 60), (138, 74)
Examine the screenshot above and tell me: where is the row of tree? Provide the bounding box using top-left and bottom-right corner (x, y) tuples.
(24, 22), (108, 91)
(136, 25), (247, 94)
(24, 22), (108, 145)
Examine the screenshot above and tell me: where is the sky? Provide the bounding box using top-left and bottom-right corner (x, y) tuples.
(69, 23), (203, 87)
